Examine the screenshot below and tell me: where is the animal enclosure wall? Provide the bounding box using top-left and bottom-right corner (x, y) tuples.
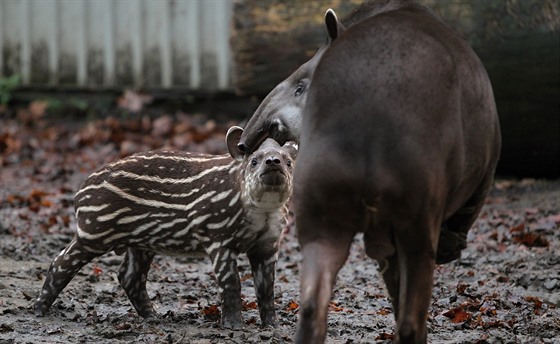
(0, 0), (233, 91)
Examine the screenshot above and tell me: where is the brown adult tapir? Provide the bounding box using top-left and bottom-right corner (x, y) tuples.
(238, 0), (501, 343)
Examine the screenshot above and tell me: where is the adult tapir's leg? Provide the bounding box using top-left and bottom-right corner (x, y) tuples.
(393, 216), (438, 344)
(293, 146), (366, 343)
(378, 253), (401, 319)
(295, 237), (354, 344)
(437, 169), (496, 264)
(294, 205), (357, 344)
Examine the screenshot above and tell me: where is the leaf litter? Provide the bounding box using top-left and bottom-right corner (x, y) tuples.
(1, 107), (559, 343)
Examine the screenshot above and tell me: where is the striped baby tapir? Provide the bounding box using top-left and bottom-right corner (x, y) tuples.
(34, 126), (297, 329)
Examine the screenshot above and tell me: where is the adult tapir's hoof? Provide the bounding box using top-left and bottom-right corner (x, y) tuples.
(436, 226), (467, 264)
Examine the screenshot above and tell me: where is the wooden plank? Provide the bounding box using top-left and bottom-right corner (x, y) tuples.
(214, 0), (232, 90)
(0, 1), (4, 76)
(75, 0), (86, 86)
(20, 0), (31, 84)
(200, 1), (218, 89)
(87, 0), (112, 86)
(159, 0), (172, 88)
(143, 1), (163, 86)
(29, 0), (57, 84)
(114, 0), (142, 86)
(186, 0), (201, 88)
(102, 0), (115, 86)
(170, 0), (193, 87)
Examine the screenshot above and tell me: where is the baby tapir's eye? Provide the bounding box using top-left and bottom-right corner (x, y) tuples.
(251, 158), (258, 167)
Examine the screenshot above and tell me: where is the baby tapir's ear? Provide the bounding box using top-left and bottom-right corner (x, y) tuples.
(283, 141), (298, 161)
(325, 9), (343, 42)
(226, 126), (245, 161)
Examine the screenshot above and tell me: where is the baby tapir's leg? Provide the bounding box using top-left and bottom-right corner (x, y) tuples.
(207, 245), (243, 329)
(34, 237), (105, 316)
(247, 249), (278, 327)
(117, 248), (156, 318)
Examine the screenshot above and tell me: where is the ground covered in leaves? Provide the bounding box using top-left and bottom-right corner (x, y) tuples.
(1, 105), (559, 343)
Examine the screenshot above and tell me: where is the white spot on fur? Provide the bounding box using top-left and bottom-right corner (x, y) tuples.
(228, 192), (240, 207)
(210, 189), (233, 203)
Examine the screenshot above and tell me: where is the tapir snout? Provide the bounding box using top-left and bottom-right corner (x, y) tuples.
(238, 47), (328, 154)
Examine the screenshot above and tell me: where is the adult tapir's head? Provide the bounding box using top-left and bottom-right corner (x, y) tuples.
(238, 1), (426, 154)
(238, 9), (344, 154)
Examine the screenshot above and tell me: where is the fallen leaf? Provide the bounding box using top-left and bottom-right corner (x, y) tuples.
(509, 223), (525, 233)
(525, 296), (543, 310)
(286, 300), (299, 311)
(456, 282), (468, 294)
(329, 302), (344, 312)
(202, 304), (221, 316)
(245, 317), (258, 325)
(512, 231), (549, 247)
(377, 308), (392, 316)
(114, 322), (132, 331)
(92, 265), (103, 276)
(376, 332), (395, 340)
(442, 306), (472, 323)
(240, 273), (253, 282)
(243, 301), (258, 310)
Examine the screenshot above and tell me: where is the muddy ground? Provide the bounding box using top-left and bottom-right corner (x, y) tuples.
(0, 111), (559, 343)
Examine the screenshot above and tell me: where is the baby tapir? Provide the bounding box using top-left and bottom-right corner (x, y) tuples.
(34, 126), (297, 329)
(239, 1), (501, 343)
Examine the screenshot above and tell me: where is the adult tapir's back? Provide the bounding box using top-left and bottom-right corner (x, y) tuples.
(293, 2), (500, 343)
(295, 3), (500, 237)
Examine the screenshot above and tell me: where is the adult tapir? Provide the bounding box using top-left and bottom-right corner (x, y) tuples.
(239, 0), (501, 343)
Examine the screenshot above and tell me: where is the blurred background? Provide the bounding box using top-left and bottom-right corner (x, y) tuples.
(1, 0), (559, 178)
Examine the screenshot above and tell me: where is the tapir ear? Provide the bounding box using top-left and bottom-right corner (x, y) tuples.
(226, 126), (245, 161)
(283, 141), (298, 161)
(325, 9), (341, 42)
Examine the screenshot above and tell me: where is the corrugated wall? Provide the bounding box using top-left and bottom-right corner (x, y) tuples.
(0, 0), (233, 91)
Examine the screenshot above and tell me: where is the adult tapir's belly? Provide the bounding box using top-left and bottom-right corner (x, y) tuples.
(295, 10), (500, 226)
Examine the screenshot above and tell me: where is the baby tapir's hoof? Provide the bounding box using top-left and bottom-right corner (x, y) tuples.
(261, 316), (279, 328)
(34, 303), (46, 317)
(221, 314), (245, 330)
(137, 308), (158, 319)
